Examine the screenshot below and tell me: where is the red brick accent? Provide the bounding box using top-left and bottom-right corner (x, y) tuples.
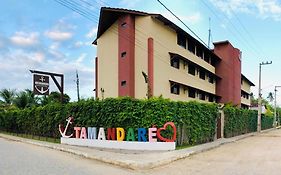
(95, 57), (98, 98)
(214, 41), (241, 106)
(118, 15), (135, 97)
(148, 37), (154, 96)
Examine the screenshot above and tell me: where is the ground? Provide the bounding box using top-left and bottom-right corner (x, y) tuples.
(1, 129), (281, 175)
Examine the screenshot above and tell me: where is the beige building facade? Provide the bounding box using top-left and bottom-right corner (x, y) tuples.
(94, 7), (254, 108)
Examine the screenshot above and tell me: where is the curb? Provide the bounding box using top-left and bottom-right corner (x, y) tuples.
(0, 128), (277, 170)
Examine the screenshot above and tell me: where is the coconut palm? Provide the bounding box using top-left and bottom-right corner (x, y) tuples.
(13, 89), (39, 109)
(0, 88), (16, 105)
(267, 92), (274, 103)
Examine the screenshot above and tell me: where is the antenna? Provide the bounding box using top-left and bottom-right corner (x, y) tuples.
(208, 17), (211, 49)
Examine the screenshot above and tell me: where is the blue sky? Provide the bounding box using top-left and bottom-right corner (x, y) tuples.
(0, 0), (281, 105)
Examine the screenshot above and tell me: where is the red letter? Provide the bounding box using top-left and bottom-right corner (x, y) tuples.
(74, 127), (81, 138)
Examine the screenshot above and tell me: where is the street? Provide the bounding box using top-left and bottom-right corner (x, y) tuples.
(0, 138), (134, 175)
(1, 129), (281, 175)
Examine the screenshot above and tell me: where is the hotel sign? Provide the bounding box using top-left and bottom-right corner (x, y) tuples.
(59, 117), (177, 151)
(33, 74), (49, 95)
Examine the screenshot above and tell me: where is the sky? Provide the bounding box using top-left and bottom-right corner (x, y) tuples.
(1, 0), (281, 105)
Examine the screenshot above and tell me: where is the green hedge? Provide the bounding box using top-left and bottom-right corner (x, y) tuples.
(224, 106), (273, 138)
(0, 97), (218, 146)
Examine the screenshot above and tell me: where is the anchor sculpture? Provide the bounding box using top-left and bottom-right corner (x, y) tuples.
(59, 116), (74, 138)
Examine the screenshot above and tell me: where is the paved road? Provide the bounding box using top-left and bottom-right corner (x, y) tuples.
(144, 129), (281, 175)
(0, 138), (135, 175)
(1, 130), (281, 175)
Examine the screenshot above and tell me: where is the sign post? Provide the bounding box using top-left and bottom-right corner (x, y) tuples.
(30, 70), (64, 103)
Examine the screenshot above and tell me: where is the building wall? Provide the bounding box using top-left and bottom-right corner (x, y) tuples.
(135, 16), (216, 101)
(214, 42), (241, 106)
(241, 79), (251, 93)
(96, 21), (119, 98)
(241, 78), (251, 106)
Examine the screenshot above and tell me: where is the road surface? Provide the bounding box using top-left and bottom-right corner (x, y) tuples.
(145, 129), (281, 175)
(0, 138), (135, 175)
(1, 129), (281, 175)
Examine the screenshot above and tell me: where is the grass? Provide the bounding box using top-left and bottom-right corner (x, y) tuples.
(0, 131), (60, 144)
(176, 144), (193, 150)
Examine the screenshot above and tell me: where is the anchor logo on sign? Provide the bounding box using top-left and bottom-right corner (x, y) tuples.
(59, 116), (74, 138)
(35, 76), (49, 94)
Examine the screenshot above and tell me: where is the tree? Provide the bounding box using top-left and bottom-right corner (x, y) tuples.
(267, 92), (274, 103)
(39, 91), (70, 105)
(13, 89), (39, 109)
(0, 88), (16, 106)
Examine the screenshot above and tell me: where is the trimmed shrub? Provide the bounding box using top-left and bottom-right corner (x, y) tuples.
(0, 97), (218, 146)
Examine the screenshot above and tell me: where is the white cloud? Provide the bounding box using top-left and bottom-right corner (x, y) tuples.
(76, 53), (87, 64)
(162, 11), (202, 25)
(10, 32), (39, 47)
(86, 26), (98, 39)
(74, 41), (84, 48)
(44, 30), (73, 41)
(209, 0), (281, 21)
(0, 49), (93, 101)
(119, 0), (141, 8)
(181, 12), (202, 24)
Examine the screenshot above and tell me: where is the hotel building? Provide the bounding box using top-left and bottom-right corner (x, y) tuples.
(93, 7), (254, 108)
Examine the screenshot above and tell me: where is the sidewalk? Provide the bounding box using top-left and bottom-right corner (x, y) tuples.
(0, 128), (276, 170)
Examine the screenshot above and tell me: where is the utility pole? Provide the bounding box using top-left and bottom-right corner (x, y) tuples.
(76, 70), (80, 101)
(274, 86), (281, 127)
(258, 61), (272, 132)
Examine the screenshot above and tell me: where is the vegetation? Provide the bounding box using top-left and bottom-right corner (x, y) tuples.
(0, 89), (70, 110)
(0, 97), (219, 146)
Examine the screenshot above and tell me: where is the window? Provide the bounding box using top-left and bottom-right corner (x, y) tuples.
(121, 81), (126, 86)
(208, 74), (214, 84)
(188, 40), (195, 54)
(211, 58), (216, 66)
(188, 64), (196, 75)
(196, 47), (203, 58)
(204, 53), (210, 63)
(209, 95), (214, 102)
(170, 57), (180, 69)
(171, 83), (180, 95)
(198, 91), (205, 100)
(121, 51), (127, 58)
(199, 70), (205, 80)
(188, 88), (196, 98)
(177, 33), (186, 49)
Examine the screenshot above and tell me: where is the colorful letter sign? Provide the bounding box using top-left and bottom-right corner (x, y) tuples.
(59, 117), (177, 144)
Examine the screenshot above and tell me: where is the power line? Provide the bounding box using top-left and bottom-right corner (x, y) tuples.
(54, 0), (241, 95)
(199, 0), (262, 59)
(156, 0), (208, 48)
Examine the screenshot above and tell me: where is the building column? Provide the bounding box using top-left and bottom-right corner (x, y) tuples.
(148, 37), (154, 97)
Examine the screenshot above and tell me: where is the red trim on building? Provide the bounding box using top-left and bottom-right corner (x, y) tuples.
(95, 57), (98, 98)
(214, 42), (241, 106)
(148, 37), (154, 96)
(118, 14), (135, 97)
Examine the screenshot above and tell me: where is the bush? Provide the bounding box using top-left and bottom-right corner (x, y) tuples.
(224, 105), (273, 138)
(0, 97), (219, 146)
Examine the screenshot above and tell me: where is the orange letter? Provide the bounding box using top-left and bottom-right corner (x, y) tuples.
(116, 127), (125, 141)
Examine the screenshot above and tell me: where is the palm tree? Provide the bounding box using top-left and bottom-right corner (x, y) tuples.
(267, 92), (274, 103)
(0, 88), (16, 106)
(13, 89), (39, 109)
